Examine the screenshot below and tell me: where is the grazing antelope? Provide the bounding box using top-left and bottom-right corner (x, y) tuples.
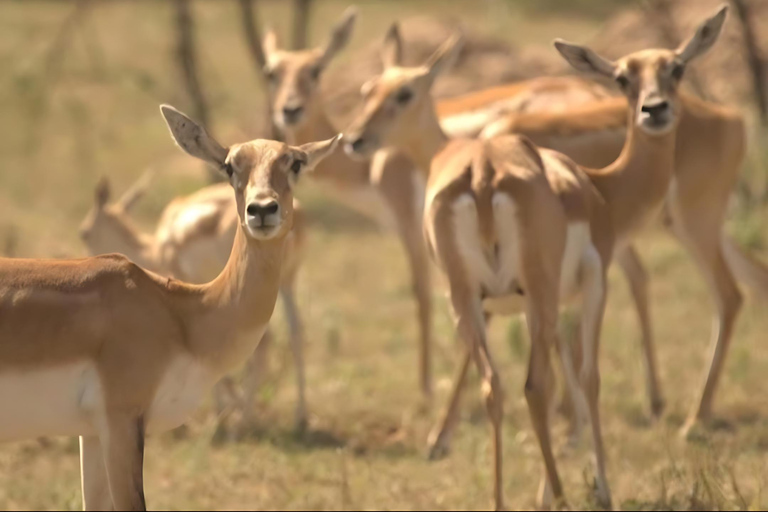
(79, 173), (310, 432)
(343, 7), (727, 508)
(0, 105), (338, 510)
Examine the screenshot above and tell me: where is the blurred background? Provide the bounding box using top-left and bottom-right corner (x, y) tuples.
(1, 0), (768, 509)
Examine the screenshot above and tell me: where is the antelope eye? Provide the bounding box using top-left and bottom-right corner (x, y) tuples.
(615, 74), (630, 89)
(264, 67), (278, 82)
(223, 163), (234, 178)
(309, 67), (321, 80)
(395, 88), (413, 105)
(671, 64), (685, 81)
(291, 159), (303, 174)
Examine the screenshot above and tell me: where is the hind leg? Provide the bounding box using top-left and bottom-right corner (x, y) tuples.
(80, 436), (114, 511)
(617, 245), (664, 418)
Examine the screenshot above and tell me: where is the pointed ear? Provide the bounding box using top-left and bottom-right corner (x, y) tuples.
(319, 7), (358, 68)
(553, 39), (617, 77)
(263, 27), (279, 57)
(426, 33), (463, 82)
(95, 177), (111, 208)
(381, 23), (403, 69)
(676, 4), (728, 64)
(160, 105), (229, 170)
(116, 169), (155, 212)
(298, 134), (341, 172)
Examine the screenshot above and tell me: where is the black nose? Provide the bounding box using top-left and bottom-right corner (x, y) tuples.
(247, 201), (279, 219)
(349, 137), (366, 153)
(283, 106), (304, 123)
(641, 101), (670, 118)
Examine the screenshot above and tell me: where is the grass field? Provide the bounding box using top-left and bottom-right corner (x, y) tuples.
(1, 0), (768, 510)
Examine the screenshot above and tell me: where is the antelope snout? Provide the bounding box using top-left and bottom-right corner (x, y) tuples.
(282, 105), (304, 126)
(246, 199), (281, 235)
(638, 99), (674, 134)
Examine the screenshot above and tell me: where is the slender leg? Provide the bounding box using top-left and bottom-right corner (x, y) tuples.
(280, 286), (308, 431)
(240, 328), (273, 426)
(80, 436), (114, 511)
(445, 283), (504, 510)
(668, 208), (742, 436)
(426, 349), (471, 459)
(100, 412), (146, 511)
(399, 219), (434, 404)
(617, 246), (664, 418)
(578, 249), (612, 509)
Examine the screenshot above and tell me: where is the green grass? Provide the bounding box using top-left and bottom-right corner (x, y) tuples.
(1, 0), (768, 510)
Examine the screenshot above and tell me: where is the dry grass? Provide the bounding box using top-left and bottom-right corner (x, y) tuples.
(1, 1), (768, 510)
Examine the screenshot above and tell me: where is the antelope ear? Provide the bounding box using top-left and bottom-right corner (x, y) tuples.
(297, 134), (341, 172)
(425, 33), (464, 82)
(116, 169), (155, 212)
(381, 23), (403, 69)
(263, 27), (279, 57)
(95, 177), (111, 208)
(676, 4), (728, 64)
(553, 39), (617, 77)
(319, 7), (358, 68)
(160, 105), (229, 171)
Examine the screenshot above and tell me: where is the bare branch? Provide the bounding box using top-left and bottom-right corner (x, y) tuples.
(731, 0), (768, 126)
(291, 0), (313, 50)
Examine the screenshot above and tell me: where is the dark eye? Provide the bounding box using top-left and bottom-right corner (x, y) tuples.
(309, 67), (321, 80)
(223, 163), (234, 178)
(291, 159), (303, 174)
(671, 64), (685, 81)
(615, 75), (630, 89)
(264, 67), (278, 83)
(395, 88), (413, 105)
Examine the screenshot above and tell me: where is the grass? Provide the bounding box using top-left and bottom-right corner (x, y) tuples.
(1, 0), (768, 510)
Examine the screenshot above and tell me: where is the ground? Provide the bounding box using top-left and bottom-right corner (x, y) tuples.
(0, 1), (767, 510)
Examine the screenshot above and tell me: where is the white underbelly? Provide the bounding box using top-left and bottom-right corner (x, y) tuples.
(448, 192), (592, 316)
(0, 362), (102, 441)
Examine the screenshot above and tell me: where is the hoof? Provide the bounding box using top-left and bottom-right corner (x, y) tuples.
(650, 398), (666, 420)
(680, 417), (709, 442)
(426, 430), (451, 461)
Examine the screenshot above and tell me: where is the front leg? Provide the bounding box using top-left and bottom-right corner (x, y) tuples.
(80, 435), (114, 511)
(99, 412), (147, 511)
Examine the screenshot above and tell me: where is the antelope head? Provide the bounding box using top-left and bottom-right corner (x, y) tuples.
(160, 105), (338, 241)
(554, 5), (727, 136)
(263, 7), (358, 131)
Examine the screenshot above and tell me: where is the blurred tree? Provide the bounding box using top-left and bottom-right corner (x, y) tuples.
(731, 0), (768, 127)
(238, 0), (283, 141)
(173, 0), (216, 180)
(292, 0), (313, 50)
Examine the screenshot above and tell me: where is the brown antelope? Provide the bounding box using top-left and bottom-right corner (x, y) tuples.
(437, 42), (760, 436)
(479, 80), (754, 438)
(0, 105), (338, 510)
(79, 173), (310, 432)
(261, 8), (439, 404)
(343, 7), (727, 508)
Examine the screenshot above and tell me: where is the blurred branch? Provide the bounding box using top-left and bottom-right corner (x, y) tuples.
(291, 0), (313, 50)
(173, 0), (210, 128)
(730, 0), (768, 126)
(642, 0), (710, 99)
(238, 0), (281, 140)
(43, 0), (93, 80)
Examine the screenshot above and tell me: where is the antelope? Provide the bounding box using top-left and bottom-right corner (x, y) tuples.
(479, 78), (755, 438)
(0, 104), (338, 510)
(438, 41), (761, 436)
(261, 8), (438, 404)
(343, 7), (727, 508)
(261, 8), (627, 407)
(79, 172), (310, 432)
